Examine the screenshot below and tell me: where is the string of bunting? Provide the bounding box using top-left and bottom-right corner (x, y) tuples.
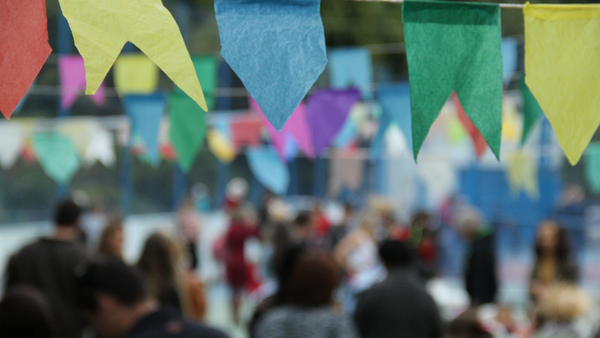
(1, 0), (598, 168)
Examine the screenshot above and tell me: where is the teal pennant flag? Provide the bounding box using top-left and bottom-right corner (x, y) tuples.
(403, 0), (503, 161)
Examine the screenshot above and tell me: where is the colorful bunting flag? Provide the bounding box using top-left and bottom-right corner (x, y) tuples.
(520, 76), (543, 146)
(0, 1), (52, 119)
(230, 115), (263, 151)
(215, 0), (328, 130)
(502, 38), (518, 85)
(506, 150), (539, 200)
(329, 47), (373, 99)
(114, 54), (159, 95)
(169, 94), (207, 173)
(33, 133), (81, 184)
(370, 108), (392, 161)
(453, 94), (489, 158)
(58, 0), (207, 111)
(246, 146), (290, 196)
(0, 123), (24, 169)
(84, 126), (116, 168)
(207, 129), (236, 164)
(59, 55), (105, 110)
(124, 94), (166, 166)
(329, 151), (364, 197)
(416, 154), (457, 205)
(524, 3), (600, 165)
(176, 56), (218, 111)
(58, 120), (101, 157)
(378, 83), (412, 156)
(403, 0), (503, 161)
(306, 89), (361, 156)
(586, 143), (600, 194)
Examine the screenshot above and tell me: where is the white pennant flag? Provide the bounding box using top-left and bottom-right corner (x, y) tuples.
(0, 122), (24, 169)
(84, 127), (116, 168)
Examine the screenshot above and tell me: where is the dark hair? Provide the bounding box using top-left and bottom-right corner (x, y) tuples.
(286, 251), (339, 307)
(411, 212), (430, 230)
(272, 243), (308, 305)
(0, 287), (55, 338)
(379, 240), (413, 268)
(294, 212), (312, 228)
(53, 199), (82, 227)
(76, 259), (148, 313)
(534, 220), (572, 261)
(446, 309), (491, 338)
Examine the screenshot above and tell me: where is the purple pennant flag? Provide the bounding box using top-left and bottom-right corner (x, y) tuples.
(306, 89), (360, 155)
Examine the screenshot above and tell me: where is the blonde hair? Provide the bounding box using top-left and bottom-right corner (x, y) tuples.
(538, 284), (594, 321)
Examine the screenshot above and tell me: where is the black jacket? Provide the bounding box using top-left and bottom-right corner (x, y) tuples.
(354, 268), (442, 338)
(465, 233), (498, 305)
(127, 308), (229, 338)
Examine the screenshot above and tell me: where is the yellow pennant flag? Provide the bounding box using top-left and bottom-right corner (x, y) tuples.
(506, 151), (539, 200)
(114, 54), (159, 95)
(207, 130), (236, 163)
(524, 3), (600, 165)
(58, 0), (207, 111)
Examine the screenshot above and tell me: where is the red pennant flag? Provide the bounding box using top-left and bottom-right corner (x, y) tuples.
(0, 1), (52, 119)
(452, 93), (488, 158)
(230, 115), (263, 151)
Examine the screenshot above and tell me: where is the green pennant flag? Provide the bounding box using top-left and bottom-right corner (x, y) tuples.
(175, 56), (218, 111)
(33, 133), (81, 184)
(520, 75), (543, 145)
(403, 0), (503, 161)
(586, 143), (600, 194)
(169, 94), (207, 172)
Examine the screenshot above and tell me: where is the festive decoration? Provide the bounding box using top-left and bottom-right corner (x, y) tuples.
(520, 76), (543, 145)
(0, 1), (52, 119)
(404, 0), (503, 161)
(169, 94), (207, 172)
(207, 129), (236, 164)
(84, 126), (115, 168)
(59, 55), (105, 109)
(33, 133), (81, 184)
(586, 143), (600, 194)
(230, 115), (263, 151)
(246, 146), (290, 195)
(114, 54), (159, 95)
(215, 0), (327, 130)
(175, 56), (218, 111)
(453, 94), (489, 158)
(329, 47), (373, 99)
(329, 151), (364, 197)
(124, 94), (166, 166)
(506, 150), (539, 199)
(502, 38), (518, 85)
(58, 0), (207, 111)
(0, 123), (24, 169)
(378, 83), (412, 156)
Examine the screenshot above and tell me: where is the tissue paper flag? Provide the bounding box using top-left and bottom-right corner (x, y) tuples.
(0, 123), (24, 169)
(502, 38), (518, 85)
(175, 56), (218, 111)
(230, 115), (263, 151)
(506, 151), (539, 199)
(246, 147), (290, 196)
(378, 83), (412, 156)
(453, 94), (488, 158)
(329, 47), (373, 99)
(114, 54), (159, 95)
(306, 89), (361, 155)
(169, 94), (207, 172)
(124, 94), (166, 167)
(208, 130), (236, 164)
(215, 0), (328, 130)
(523, 3), (600, 165)
(59, 55), (106, 109)
(58, 0), (207, 111)
(520, 76), (543, 145)
(403, 0), (503, 161)
(329, 151), (364, 197)
(0, 1), (52, 119)
(33, 133), (81, 184)
(84, 126), (116, 168)
(586, 143), (600, 194)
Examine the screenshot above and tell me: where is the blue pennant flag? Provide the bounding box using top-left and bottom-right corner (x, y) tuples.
(215, 0), (328, 131)
(502, 38), (518, 84)
(377, 83), (412, 156)
(246, 146), (290, 196)
(124, 94), (166, 166)
(329, 47), (373, 99)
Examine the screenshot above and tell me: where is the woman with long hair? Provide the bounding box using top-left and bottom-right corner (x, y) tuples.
(96, 216), (124, 260)
(530, 219), (578, 301)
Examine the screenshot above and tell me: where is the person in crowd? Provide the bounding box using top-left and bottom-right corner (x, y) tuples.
(446, 309), (492, 338)
(334, 217), (383, 293)
(458, 206), (498, 306)
(313, 204), (331, 239)
(4, 199), (89, 338)
(97, 216), (124, 260)
(225, 204), (260, 324)
(329, 203), (354, 250)
(80, 203), (109, 254)
(530, 219), (578, 301)
(410, 212), (438, 281)
(249, 243), (307, 338)
(76, 259), (229, 338)
(255, 251), (358, 338)
(177, 194), (202, 271)
(354, 240), (442, 338)
(137, 232), (199, 319)
(290, 212), (315, 245)
(0, 286), (55, 338)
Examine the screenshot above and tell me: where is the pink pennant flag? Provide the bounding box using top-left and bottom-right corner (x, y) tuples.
(58, 55), (105, 110)
(250, 98), (315, 159)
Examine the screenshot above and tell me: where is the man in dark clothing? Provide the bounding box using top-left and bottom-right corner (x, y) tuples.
(4, 199), (89, 338)
(459, 207), (498, 306)
(353, 240), (442, 338)
(77, 259), (229, 338)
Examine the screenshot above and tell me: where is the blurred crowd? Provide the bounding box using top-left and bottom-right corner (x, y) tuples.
(0, 179), (599, 338)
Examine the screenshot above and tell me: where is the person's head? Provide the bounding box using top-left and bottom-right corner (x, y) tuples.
(272, 243), (308, 305)
(456, 206), (483, 240)
(379, 240), (413, 270)
(54, 199), (82, 228)
(0, 287), (55, 338)
(534, 219), (571, 259)
(294, 212), (313, 229)
(137, 233), (182, 288)
(411, 212), (430, 231)
(97, 217), (124, 259)
(446, 309), (491, 338)
(77, 260), (152, 338)
(286, 251), (339, 307)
